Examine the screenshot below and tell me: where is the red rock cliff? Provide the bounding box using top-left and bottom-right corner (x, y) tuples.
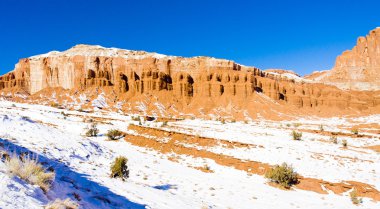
(1, 45), (379, 116)
(313, 27), (380, 91)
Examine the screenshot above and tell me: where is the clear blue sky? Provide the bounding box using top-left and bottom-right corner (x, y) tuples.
(0, 0), (379, 76)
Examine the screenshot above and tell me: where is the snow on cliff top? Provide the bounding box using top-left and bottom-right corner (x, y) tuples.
(27, 44), (257, 69)
(264, 69), (311, 83)
(29, 44), (169, 60)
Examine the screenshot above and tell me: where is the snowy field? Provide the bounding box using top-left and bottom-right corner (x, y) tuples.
(0, 99), (379, 209)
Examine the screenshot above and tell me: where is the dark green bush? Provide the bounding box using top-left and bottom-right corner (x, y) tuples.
(265, 163), (298, 188)
(110, 156), (129, 180)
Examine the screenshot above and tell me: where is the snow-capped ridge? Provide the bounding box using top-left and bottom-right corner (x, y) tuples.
(29, 44), (170, 60)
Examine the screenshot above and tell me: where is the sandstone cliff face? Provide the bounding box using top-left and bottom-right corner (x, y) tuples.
(315, 27), (380, 91)
(0, 44), (379, 116)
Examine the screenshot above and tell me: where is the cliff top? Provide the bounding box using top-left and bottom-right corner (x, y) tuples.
(28, 44), (236, 63)
(29, 44), (170, 60)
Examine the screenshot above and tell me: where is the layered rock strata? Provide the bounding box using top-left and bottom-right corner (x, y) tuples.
(1, 44), (379, 112)
(310, 27), (380, 91)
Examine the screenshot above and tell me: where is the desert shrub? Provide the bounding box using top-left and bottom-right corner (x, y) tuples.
(45, 198), (79, 209)
(265, 163), (298, 188)
(131, 116), (140, 121)
(50, 103), (59, 108)
(291, 130), (302, 141)
(11, 104), (16, 107)
(203, 164), (211, 171)
(351, 129), (359, 135)
(83, 118), (93, 123)
(161, 121), (168, 127)
(110, 156), (129, 180)
(293, 123), (302, 128)
(5, 154), (55, 192)
(319, 125), (324, 132)
(85, 123), (99, 137)
(1, 150), (10, 161)
(342, 139), (348, 148)
(349, 189), (362, 205)
(21, 116), (32, 121)
(330, 135), (338, 144)
(106, 129), (123, 140)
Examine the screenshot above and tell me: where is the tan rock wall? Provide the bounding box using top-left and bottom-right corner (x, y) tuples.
(321, 28), (380, 90)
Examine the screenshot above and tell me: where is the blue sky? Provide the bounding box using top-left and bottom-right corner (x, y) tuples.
(0, 0), (379, 76)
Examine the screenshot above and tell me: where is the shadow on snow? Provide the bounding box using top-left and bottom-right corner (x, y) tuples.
(0, 138), (146, 209)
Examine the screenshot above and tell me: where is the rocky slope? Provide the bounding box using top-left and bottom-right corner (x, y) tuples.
(307, 27), (380, 91)
(0, 44), (379, 118)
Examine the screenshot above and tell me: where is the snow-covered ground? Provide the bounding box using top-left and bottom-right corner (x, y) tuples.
(0, 99), (379, 209)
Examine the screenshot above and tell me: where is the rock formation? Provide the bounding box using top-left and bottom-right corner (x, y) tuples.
(308, 27), (380, 91)
(265, 69), (301, 77)
(1, 44), (380, 117)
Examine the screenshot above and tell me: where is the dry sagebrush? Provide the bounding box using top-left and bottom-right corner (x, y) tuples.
(5, 154), (55, 192)
(265, 163), (298, 188)
(106, 129), (123, 140)
(45, 198), (79, 209)
(110, 156), (129, 180)
(290, 130), (302, 141)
